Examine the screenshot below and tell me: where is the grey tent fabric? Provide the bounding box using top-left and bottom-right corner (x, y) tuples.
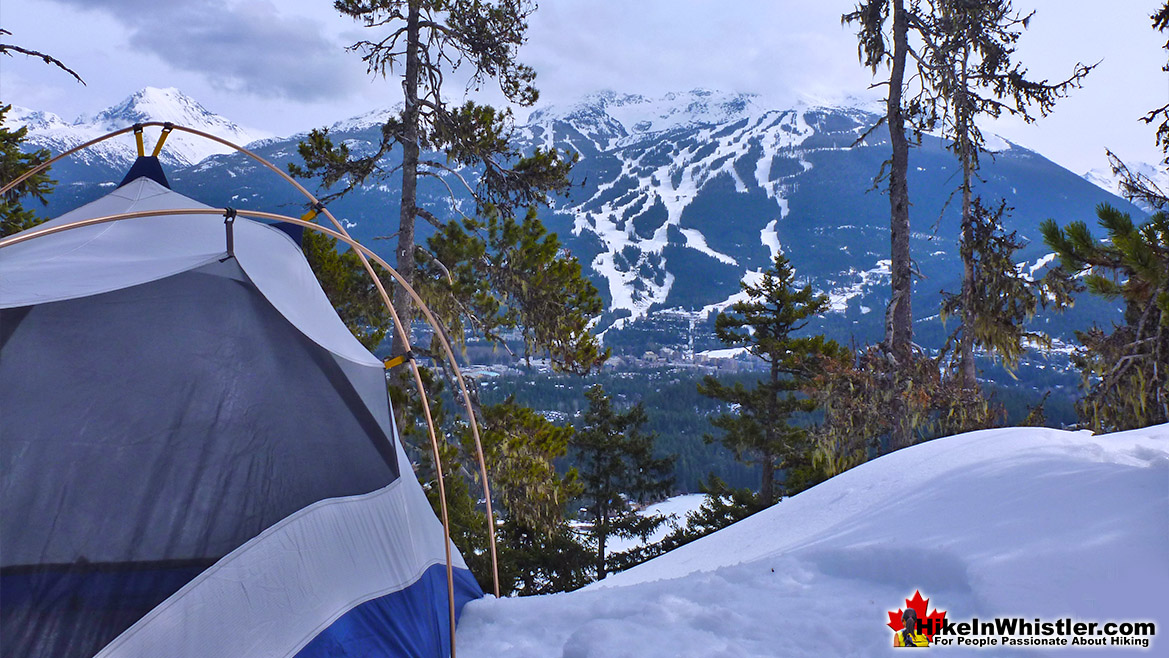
(1, 260), (399, 567)
(0, 177), (380, 368)
(0, 173), (482, 658)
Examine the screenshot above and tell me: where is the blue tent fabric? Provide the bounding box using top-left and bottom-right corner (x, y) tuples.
(0, 177), (483, 658)
(297, 565), (482, 658)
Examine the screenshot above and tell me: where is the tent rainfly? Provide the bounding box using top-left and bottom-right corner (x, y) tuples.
(0, 161), (482, 658)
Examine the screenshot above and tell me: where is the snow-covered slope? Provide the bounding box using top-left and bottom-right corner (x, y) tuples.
(6, 87), (265, 171)
(18, 88), (1141, 353)
(1084, 162), (1168, 213)
(604, 493), (709, 555)
(457, 424), (1168, 657)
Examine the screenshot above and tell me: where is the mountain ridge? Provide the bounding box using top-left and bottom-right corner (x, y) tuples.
(10, 87), (1144, 358)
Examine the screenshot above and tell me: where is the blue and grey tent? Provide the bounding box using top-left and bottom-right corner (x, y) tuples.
(0, 162), (483, 657)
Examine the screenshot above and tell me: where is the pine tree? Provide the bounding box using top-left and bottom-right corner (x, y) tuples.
(571, 384), (675, 580)
(843, 0), (914, 363)
(608, 476), (761, 572)
(1042, 6), (1169, 431)
(1041, 205), (1169, 430)
(473, 396), (578, 537)
(465, 396), (592, 594)
(0, 105), (56, 239)
(698, 254), (843, 505)
(809, 345), (998, 477)
(940, 197), (1070, 375)
(424, 205), (608, 374)
(1107, 3), (1169, 211)
(0, 35), (83, 238)
(291, 0), (576, 366)
(907, 0), (1092, 388)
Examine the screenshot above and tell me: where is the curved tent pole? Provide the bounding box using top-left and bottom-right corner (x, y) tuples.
(0, 123), (502, 600)
(0, 207), (477, 654)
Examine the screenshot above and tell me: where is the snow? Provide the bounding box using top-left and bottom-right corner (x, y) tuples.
(1024, 253), (1058, 280)
(550, 93), (825, 322)
(530, 90), (760, 146)
(760, 220), (782, 261)
(982, 133), (1013, 153)
(695, 347), (750, 360)
(1084, 162), (1169, 210)
(679, 229), (737, 266)
(827, 259), (891, 313)
(605, 494), (710, 555)
(457, 424), (1169, 657)
(699, 268), (765, 319)
(6, 87), (267, 169)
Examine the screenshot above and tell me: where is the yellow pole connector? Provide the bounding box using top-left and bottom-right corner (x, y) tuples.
(383, 352), (413, 369)
(151, 124), (174, 157)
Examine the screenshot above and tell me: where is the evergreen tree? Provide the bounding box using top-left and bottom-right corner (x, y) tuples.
(940, 197), (1071, 375)
(906, 0), (1092, 388)
(607, 476), (760, 573)
(291, 0), (576, 366)
(425, 205), (607, 374)
(0, 35), (82, 238)
(473, 396), (578, 537)
(467, 396), (592, 594)
(810, 345), (996, 477)
(843, 0), (914, 363)
(301, 230), (393, 350)
(698, 254), (843, 505)
(0, 105), (56, 239)
(571, 384), (675, 580)
(1107, 3), (1169, 210)
(1044, 6), (1169, 431)
(1041, 205), (1169, 430)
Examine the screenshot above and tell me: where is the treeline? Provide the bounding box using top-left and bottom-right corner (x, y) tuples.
(478, 368), (761, 491)
(4, 1), (1164, 598)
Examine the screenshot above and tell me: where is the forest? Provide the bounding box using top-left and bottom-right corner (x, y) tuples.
(3, 1), (1166, 597)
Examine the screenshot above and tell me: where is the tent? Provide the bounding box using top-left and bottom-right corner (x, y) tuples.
(0, 159), (483, 658)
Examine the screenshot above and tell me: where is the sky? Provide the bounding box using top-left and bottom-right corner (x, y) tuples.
(2, 0), (1165, 176)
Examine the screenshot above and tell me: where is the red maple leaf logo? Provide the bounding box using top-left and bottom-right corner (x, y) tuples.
(888, 590), (947, 642)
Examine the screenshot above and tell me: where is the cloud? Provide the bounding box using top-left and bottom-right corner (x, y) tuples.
(522, 1), (877, 109)
(48, 0), (363, 100)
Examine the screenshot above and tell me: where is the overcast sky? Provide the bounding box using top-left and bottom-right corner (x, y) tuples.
(2, 0), (1165, 175)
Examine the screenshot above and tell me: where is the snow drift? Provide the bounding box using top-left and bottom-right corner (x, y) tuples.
(456, 424), (1168, 656)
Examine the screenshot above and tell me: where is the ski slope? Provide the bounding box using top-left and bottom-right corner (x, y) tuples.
(457, 424), (1169, 656)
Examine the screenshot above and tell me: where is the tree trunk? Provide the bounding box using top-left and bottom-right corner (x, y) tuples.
(957, 78), (978, 391)
(393, 1), (422, 361)
(760, 452), (775, 505)
(596, 506), (608, 580)
(959, 154), (976, 390)
(760, 360), (778, 504)
(886, 0), (913, 365)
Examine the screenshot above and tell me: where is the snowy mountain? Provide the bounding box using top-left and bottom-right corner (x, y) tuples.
(19, 88), (1143, 355)
(456, 423), (1169, 656)
(511, 90), (1142, 347)
(1083, 161), (1168, 213)
(5, 87), (265, 183)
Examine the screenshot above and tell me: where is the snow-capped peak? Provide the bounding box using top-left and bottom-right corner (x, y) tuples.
(534, 89), (760, 135)
(9, 87), (268, 170)
(1084, 161), (1168, 211)
(3, 105), (70, 132)
(84, 87), (231, 132)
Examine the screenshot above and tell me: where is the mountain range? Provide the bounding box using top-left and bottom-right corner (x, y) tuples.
(8, 87), (1147, 362)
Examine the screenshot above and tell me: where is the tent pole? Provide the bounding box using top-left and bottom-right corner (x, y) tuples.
(1, 123), (503, 600)
(0, 206), (513, 655)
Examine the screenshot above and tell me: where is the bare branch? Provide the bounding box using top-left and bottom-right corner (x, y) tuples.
(0, 31), (84, 85)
